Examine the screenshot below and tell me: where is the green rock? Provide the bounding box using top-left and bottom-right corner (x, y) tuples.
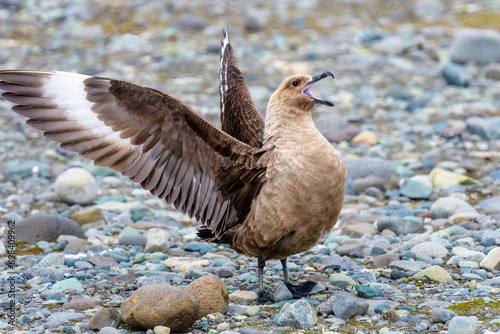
(412, 265), (453, 284)
(121, 226), (144, 235)
(69, 207), (105, 225)
(324, 236), (352, 245)
(400, 179), (433, 199)
(96, 195), (127, 204)
(355, 284), (381, 298)
(244, 306), (261, 317)
(395, 165), (414, 176)
(329, 273), (356, 286)
(130, 204), (153, 222)
(143, 252), (169, 262)
(52, 278), (84, 292)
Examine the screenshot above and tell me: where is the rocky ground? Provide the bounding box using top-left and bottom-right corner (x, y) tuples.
(1, 0), (500, 333)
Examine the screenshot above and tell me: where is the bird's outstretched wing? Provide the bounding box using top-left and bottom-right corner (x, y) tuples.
(0, 70), (267, 239)
(219, 24), (265, 148)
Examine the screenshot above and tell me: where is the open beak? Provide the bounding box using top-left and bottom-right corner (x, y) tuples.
(302, 71), (335, 107)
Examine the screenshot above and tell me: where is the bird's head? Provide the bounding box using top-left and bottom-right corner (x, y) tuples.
(270, 71), (335, 113)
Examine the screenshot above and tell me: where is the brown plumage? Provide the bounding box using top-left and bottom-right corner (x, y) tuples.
(0, 26), (347, 303)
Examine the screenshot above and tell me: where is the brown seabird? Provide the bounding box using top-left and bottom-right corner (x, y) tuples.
(0, 26), (347, 303)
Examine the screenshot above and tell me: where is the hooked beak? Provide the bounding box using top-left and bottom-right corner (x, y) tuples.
(302, 71), (335, 107)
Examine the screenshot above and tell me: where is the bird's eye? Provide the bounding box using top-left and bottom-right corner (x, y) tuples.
(292, 81), (299, 86)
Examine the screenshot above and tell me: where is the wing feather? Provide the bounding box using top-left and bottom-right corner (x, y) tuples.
(0, 69), (268, 240)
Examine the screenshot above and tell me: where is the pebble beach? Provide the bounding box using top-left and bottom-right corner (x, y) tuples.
(1, 0), (500, 333)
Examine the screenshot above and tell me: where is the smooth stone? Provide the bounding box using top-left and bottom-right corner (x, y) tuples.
(164, 257), (210, 272)
(335, 243), (370, 257)
(244, 306), (261, 317)
(390, 260), (427, 272)
(373, 36), (405, 55)
(483, 201), (500, 214)
(87, 256), (119, 269)
(63, 298), (99, 311)
(64, 238), (90, 253)
(430, 168), (481, 190)
(314, 112), (349, 140)
(227, 304), (246, 316)
(452, 246), (484, 259)
(153, 326), (171, 334)
(46, 312), (85, 322)
(341, 223), (378, 238)
(412, 266), (453, 284)
(16, 214), (84, 243)
(450, 28), (500, 64)
(377, 217), (422, 235)
(430, 197), (477, 219)
(39, 253), (66, 267)
(69, 207), (106, 225)
(145, 228), (171, 253)
(99, 327), (122, 334)
(52, 278), (84, 292)
(413, 0), (444, 19)
(184, 241), (212, 254)
(485, 63), (500, 80)
(25, 266), (64, 283)
(229, 290), (257, 303)
(431, 307), (456, 323)
(184, 275), (229, 318)
(441, 62), (472, 87)
(373, 253), (400, 268)
(345, 157), (392, 180)
(274, 284), (293, 302)
(466, 116), (500, 140)
(352, 175), (387, 194)
(119, 233), (148, 247)
(351, 130), (378, 145)
(400, 179), (433, 199)
(89, 308), (121, 330)
(480, 247), (500, 271)
(276, 300), (314, 329)
(327, 126), (360, 143)
(354, 285), (381, 298)
(54, 167), (98, 205)
(120, 284), (199, 332)
(332, 294), (369, 319)
(411, 242), (448, 259)
(447, 316), (479, 334)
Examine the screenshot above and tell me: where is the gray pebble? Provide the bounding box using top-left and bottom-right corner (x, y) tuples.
(447, 316), (478, 334)
(431, 307), (455, 323)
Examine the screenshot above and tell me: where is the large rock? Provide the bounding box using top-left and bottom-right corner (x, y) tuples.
(184, 275), (229, 318)
(450, 28), (500, 64)
(54, 167), (98, 205)
(410, 242), (448, 259)
(331, 294), (369, 319)
(120, 284), (199, 332)
(466, 116), (500, 140)
(429, 197), (477, 219)
(447, 316), (479, 334)
(16, 214), (84, 243)
(276, 300), (315, 329)
(412, 265), (452, 284)
(480, 247), (500, 271)
(88, 308), (121, 330)
(346, 158), (392, 180)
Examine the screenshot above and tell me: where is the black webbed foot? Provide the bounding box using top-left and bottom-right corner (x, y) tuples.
(285, 281), (316, 299)
(256, 290), (275, 304)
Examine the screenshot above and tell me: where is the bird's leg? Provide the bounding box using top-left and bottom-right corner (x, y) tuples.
(256, 257), (274, 304)
(281, 258), (316, 299)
